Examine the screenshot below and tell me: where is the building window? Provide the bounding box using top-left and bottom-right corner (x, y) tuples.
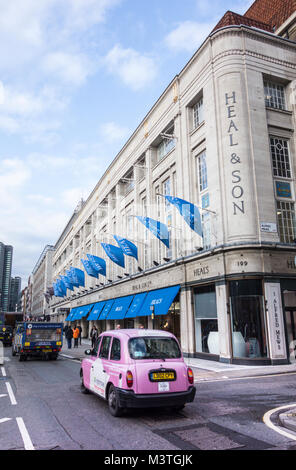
(193, 97), (204, 129)
(264, 80), (286, 110)
(157, 125), (175, 161)
(277, 201), (296, 243)
(198, 151), (207, 192)
(163, 177), (172, 259)
(194, 285), (217, 354)
(270, 137), (291, 179)
(229, 280), (268, 359)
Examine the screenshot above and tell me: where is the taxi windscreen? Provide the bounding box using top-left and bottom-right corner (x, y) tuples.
(26, 328), (62, 341)
(128, 336), (181, 360)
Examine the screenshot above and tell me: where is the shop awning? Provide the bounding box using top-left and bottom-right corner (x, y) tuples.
(139, 285), (180, 317)
(87, 301), (106, 321)
(125, 292), (147, 318)
(98, 300), (114, 320)
(65, 308), (77, 321)
(74, 304), (94, 320)
(107, 295), (134, 320)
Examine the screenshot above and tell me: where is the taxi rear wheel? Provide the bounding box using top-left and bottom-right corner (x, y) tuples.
(108, 385), (123, 417)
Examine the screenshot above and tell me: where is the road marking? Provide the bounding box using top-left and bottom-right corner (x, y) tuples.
(263, 404), (296, 442)
(5, 382), (17, 405)
(195, 371), (296, 384)
(16, 417), (34, 450)
(1, 367), (6, 376)
(0, 418), (11, 424)
(0, 394), (7, 398)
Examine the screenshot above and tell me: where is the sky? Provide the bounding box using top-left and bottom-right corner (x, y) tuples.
(0, 0), (253, 285)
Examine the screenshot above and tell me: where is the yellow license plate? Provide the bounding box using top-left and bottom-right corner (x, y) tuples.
(42, 349), (52, 352)
(152, 372), (175, 381)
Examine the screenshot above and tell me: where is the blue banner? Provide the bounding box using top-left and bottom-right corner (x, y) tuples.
(57, 278), (67, 297)
(164, 196), (203, 237)
(70, 267), (85, 288)
(61, 275), (74, 291)
(101, 243), (125, 268)
(136, 216), (170, 248)
(53, 281), (63, 298)
(81, 258), (99, 278)
(66, 269), (80, 288)
(86, 254), (107, 276)
(113, 235), (138, 260)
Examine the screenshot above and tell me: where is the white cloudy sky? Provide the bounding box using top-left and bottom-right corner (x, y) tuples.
(0, 0), (253, 284)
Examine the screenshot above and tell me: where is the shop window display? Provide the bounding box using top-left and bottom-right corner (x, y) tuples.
(194, 285), (218, 354)
(230, 280), (268, 359)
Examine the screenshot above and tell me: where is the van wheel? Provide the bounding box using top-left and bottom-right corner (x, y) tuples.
(80, 372), (89, 394)
(108, 385), (123, 417)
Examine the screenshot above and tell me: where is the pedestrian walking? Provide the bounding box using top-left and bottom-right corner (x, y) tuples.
(65, 326), (73, 349)
(116, 324), (121, 330)
(90, 325), (98, 349)
(77, 324), (82, 345)
(73, 325), (80, 348)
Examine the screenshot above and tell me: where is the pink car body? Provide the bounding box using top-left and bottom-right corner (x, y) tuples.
(80, 329), (196, 416)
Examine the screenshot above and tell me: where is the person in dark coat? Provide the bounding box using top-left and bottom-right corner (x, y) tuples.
(65, 326), (73, 349)
(77, 324), (82, 345)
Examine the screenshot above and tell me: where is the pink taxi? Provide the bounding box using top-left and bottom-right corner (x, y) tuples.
(80, 329), (196, 416)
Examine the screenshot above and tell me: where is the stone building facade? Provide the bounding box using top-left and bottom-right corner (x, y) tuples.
(50, 1), (296, 365)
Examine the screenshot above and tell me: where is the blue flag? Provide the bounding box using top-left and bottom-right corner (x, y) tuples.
(101, 243), (125, 268)
(57, 278), (67, 297)
(136, 216), (170, 248)
(66, 269), (80, 288)
(61, 275), (74, 291)
(113, 235), (138, 260)
(70, 267), (85, 288)
(81, 259), (99, 278)
(164, 196), (203, 237)
(53, 281), (63, 298)
(86, 254), (106, 276)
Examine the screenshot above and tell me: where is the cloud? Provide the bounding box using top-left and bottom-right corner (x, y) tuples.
(104, 44), (158, 90)
(165, 21), (214, 53)
(99, 121), (130, 142)
(42, 51), (93, 86)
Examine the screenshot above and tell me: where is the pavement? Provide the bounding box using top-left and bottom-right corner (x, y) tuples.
(60, 336), (296, 436)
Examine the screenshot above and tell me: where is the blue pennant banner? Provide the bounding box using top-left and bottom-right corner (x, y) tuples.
(70, 267), (85, 288)
(101, 243), (125, 268)
(66, 269), (80, 288)
(61, 275), (74, 291)
(164, 196), (203, 237)
(86, 254), (107, 276)
(113, 235), (138, 260)
(136, 216), (170, 248)
(81, 258), (99, 278)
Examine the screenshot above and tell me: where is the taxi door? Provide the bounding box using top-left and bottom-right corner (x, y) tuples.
(90, 335), (112, 398)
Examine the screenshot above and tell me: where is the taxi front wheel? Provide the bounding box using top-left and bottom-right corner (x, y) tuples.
(108, 385), (123, 417)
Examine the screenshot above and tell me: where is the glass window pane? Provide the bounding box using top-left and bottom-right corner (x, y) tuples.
(229, 280), (267, 359)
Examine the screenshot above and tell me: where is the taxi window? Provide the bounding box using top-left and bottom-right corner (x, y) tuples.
(110, 338), (121, 361)
(92, 337), (102, 356)
(99, 336), (111, 359)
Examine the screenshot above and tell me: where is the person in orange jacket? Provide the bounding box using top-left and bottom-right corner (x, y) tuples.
(73, 324), (80, 348)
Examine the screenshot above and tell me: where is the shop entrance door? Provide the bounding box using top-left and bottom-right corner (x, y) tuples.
(285, 308), (296, 362)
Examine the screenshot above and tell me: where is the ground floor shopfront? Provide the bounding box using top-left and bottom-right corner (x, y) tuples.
(50, 244), (296, 366)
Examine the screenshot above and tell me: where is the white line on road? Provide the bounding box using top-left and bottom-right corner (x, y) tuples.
(1, 366), (6, 376)
(5, 382), (17, 405)
(263, 404), (296, 442)
(0, 394), (7, 398)
(0, 418), (11, 424)
(16, 417), (34, 450)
